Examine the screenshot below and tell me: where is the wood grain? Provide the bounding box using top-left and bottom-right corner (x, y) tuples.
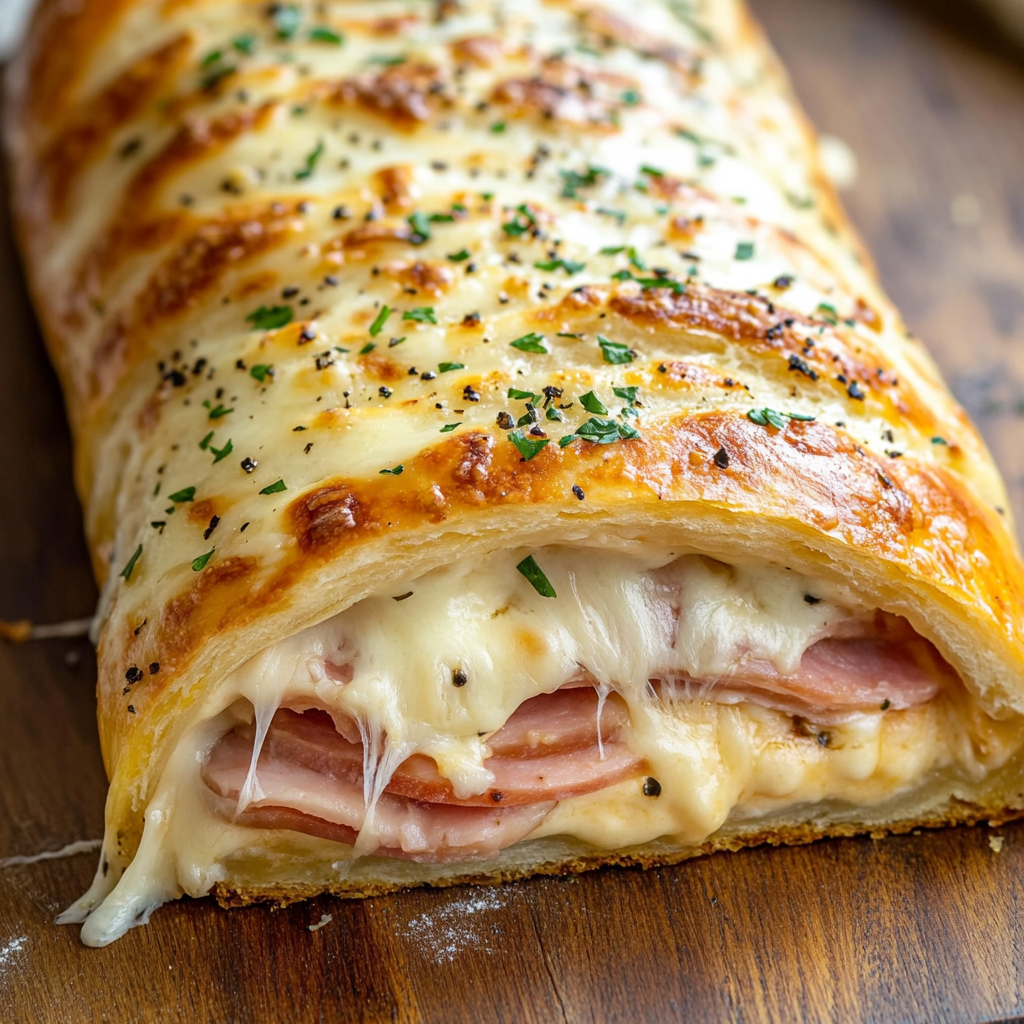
(2, 0), (1024, 1020)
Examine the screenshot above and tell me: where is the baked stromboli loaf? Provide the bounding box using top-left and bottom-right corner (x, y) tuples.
(7, 0), (1024, 947)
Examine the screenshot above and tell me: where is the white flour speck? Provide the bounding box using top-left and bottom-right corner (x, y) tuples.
(989, 835), (1005, 853)
(308, 913), (333, 932)
(399, 888), (508, 963)
(0, 937), (27, 971)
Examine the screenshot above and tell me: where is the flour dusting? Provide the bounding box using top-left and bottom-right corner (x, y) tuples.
(399, 888), (509, 963)
(308, 913), (333, 932)
(0, 937), (27, 971)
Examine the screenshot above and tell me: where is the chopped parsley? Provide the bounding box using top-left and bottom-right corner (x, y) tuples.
(295, 139), (324, 180)
(198, 431), (213, 450)
(403, 307), (437, 325)
(598, 335), (634, 364)
(510, 333), (549, 354)
(246, 305), (293, 330)
(272, 3), (301, 38)
(448, 248), (472, 262)
(613, 385), (639, 405)
(232, 33), (258, 55)
(249, 364), (273, 383)
(502, 204), (536, 237)
(559, 165), (609, 199)
(379, 465), (404, 476)
(309, 26), (343, 45)
(748, 407), (816, 429)
(516, 555), (557, 598)
(167, 486), (196, 503)
(359, 342), (376, 355)
(210, 439), (234, 464)
(735, 241), (755, 261)
(508, 387), (543, 402)
(191, 548), (215, 572)
(119, 544), (143, 581)
(621, 88), (641, 106)
(407, 212), (432, 244)
(207, 403), (233, 420)
(440, 423), (461, 432)
(490, 121), (507, 134)
(560, 417), (641, 447)
(534, 257), (586, 275)
(579, 391), (608, 415)
(438, 362), (464, 373)
(259, 479), (287, 494)
(509, 429), (550, 460)
(369, 305), (392, 336)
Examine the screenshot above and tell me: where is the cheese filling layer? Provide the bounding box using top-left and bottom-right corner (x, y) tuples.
(70, 547), (1022, 945)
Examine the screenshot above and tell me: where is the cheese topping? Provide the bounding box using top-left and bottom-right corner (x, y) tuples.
(66, 548), (1023, 946)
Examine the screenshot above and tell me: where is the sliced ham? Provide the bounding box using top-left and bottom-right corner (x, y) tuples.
(658, 613), (952, 721)
(202, 687), (645, 859)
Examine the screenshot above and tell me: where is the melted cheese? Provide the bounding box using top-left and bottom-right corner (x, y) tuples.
(68, 548), (1023, 946)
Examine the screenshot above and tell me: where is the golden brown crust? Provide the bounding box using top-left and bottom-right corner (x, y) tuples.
(6, 0), (1024, 908)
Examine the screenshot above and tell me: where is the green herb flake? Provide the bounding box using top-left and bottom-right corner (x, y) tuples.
(198, 431), (214, 450)
(119, 544), (143, 581)
(191, 548), (215, 572)
(559, 165), (609, 199)
(597, 207), (627, 224)
(208, 403), (234, 421)
(250, 364), (274, 383)
(598, 335), (634, 364)
(368, 54), (407, 66)
(210, 439), (234, 464)
(932, 436), (948, 446)
(600, 246), (625, 256)
(359, 342), (376, 355)
(309, 26), (343, 45)
(438, 362), (465, 373)
(613, 385), (639, 405)
(579, 391), (608, 415)
(259, 479), (287, 495)
(168, 486), (196, 503)
(201, 49), (224, 68)
(621, 89), (641, 106)
(502, 203), (536, 237)
(272, 3), (301, 38)
(490, 121), (507, 134)
(295, 139), (324, 180)
(379, 465), (405, 476)
(546, 407), (564, 422)
(440, 423), (461, 433)
(510, 333), (549, 354)
(508, 387), (543, 402)
(403, 307), (437, 325)
(747, 407), (816, 430)
(534, 258), (586, 275)
(735, 241), (755, 261)
(246, 305), (293, 331)
(232, 33), (258, 55)
(509, 429), (550, 460)
(448, 248), (472, 262)
(640, 164), (665, 177)
(369, 305), (392, 337)
(516, 554), (557, 598)
(407, 212), (432, 243)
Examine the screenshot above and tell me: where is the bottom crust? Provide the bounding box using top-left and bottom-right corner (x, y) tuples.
(210, 795), (1024, 909)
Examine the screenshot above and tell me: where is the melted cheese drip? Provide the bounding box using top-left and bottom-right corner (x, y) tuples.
(72, 548), (1022, 945)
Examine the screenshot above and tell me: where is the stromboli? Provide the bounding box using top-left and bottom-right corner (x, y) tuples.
(6, 0), (1024, 947)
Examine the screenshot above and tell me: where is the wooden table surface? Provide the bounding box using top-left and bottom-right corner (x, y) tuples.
(2, 0), (1024, 1020)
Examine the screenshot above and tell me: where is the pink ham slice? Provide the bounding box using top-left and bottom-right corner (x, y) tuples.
(202, 687), (645, 860)
(659, 613), (952, 720)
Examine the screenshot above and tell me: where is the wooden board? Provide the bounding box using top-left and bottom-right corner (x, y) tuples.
(2, 0), (1024, 1020)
